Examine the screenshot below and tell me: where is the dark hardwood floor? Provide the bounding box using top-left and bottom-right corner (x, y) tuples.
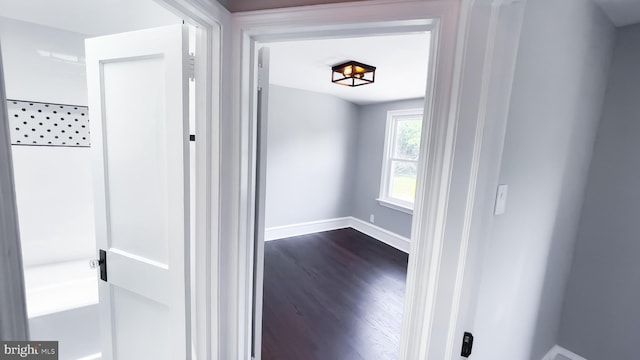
(261, 228), (409, 360)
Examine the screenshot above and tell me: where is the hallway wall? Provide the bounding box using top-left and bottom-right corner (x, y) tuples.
(559, 23), (640, 360)
(471, 0), (615, 359)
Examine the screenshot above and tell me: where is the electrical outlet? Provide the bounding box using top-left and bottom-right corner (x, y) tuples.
(369, 214), (375, 223)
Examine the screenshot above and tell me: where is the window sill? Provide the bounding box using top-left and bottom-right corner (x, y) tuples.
(376, 198), (414, 215)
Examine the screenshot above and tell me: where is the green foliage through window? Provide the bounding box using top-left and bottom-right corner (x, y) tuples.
(381, 109), (424, 207)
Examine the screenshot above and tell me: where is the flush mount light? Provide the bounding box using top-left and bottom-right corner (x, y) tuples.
(331, 60), (376, 87)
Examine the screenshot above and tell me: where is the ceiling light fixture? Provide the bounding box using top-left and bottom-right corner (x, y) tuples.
(331, 60), (376, 87)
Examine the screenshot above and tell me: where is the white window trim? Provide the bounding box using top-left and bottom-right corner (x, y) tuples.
(377, 198), (414, 214)
(379, 108), (424, 213)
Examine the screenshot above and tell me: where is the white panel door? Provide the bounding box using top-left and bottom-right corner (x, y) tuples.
(252, 47), (270, 360)
(85, 25), (190, 360)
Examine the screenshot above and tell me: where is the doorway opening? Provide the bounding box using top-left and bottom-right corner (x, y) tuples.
(252, 30), (433, 360)
(0, 1), (208, 358)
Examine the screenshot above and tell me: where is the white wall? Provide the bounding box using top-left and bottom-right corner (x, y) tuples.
(265, 85), (358, 227)
(0, 17), (95, 267)
(11, 147), (94, 266)
(0, 17), (88, 105)
(471, 1), (615, 359)
(558, 23), (640, 360)
(29, 305), (99, 359)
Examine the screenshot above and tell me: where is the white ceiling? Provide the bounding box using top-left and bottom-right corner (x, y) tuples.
(0, 0), (180, 36)
(266, 33), (431, 105)
(593, 0), (640, 27)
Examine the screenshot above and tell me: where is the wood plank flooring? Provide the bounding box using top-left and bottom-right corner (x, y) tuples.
(261, 228), (409, 360)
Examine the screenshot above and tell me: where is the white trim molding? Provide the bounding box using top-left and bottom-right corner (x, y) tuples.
(349, 217), (411, 253)
(378, 107), (424, 210)
(264, 217), (411, 254)
(150, 2), (231, 360)
(231, 3), (455, 360)
(377, 198), (414, 215)
(542, 345), (588, 360)
(264, 217), (351, 241)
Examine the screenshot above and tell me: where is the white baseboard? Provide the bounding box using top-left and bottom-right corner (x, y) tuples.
(264, 216), (410, 253)
(264, 217), (351, 241)
(542, 345), (588, 360)
(348, 217), (410, 253)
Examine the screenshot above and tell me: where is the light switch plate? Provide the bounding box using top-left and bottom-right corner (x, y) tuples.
(494, 184), (508, 215)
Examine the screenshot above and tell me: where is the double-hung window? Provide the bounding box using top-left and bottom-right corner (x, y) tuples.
(378, 108), (424, 213)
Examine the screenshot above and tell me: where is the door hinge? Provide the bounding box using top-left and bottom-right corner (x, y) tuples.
(188, 53), (195, 81)
(461, 332), (474, 358)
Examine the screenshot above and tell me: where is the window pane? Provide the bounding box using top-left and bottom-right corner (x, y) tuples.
(389, 161), (417, 203)
(393, 118), (422, 160)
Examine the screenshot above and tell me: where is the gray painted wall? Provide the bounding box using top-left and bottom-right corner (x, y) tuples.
(265, 86), (417, 240)
(471, 1), (615, 359)
(351, 99), (423, 239)
(559, 23), (640, 360)
(265, 85), (358, 228)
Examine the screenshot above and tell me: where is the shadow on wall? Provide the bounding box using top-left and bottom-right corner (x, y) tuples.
(528, 2), (616, 359)
(557, 23), (640, 360)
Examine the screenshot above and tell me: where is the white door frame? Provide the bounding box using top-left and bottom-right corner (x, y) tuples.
(137, 1), (229, 359)
(225, 0), (527, 359)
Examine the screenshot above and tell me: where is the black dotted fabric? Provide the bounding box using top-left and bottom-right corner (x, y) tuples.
(8, 100), (90, 147)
